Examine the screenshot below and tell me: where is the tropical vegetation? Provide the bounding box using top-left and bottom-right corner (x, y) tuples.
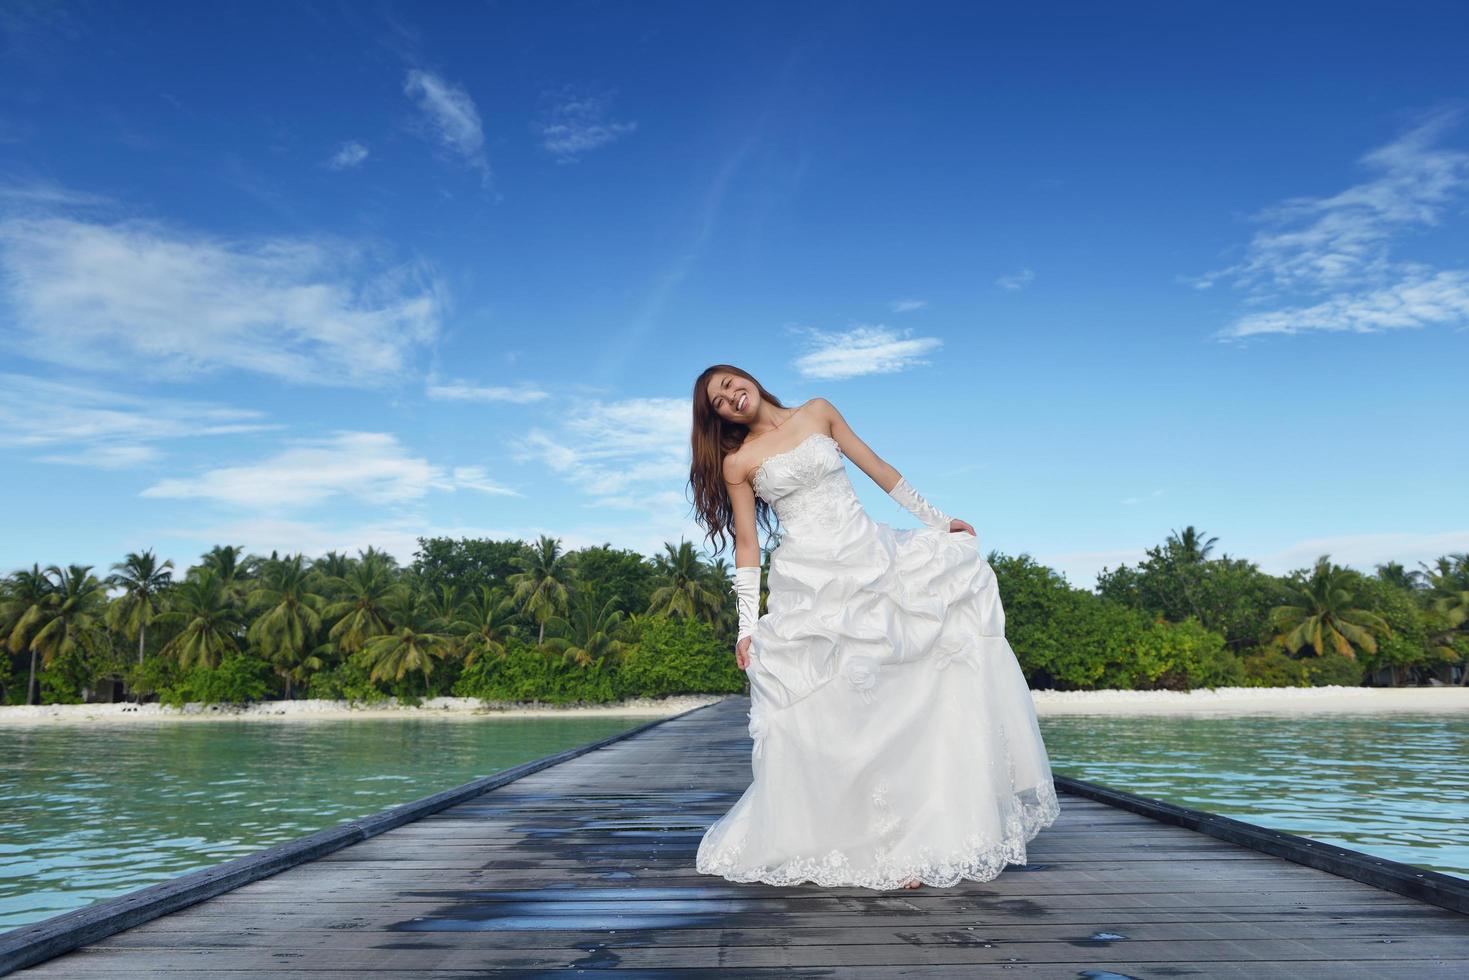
(2, 528), (1466, 706)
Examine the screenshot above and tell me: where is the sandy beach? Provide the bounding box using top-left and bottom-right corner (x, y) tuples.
(2, 685), (1465, 726)
(0, 693), (728, 726)
(1031, 684), (1469, 716)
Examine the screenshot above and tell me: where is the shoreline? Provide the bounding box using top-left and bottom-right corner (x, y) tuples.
(0, 693), (728, 726)
(1, 685), (1465, 726)
(1031, 684), (1469, 716)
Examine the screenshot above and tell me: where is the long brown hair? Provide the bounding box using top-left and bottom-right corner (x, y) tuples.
(688, 363), (784, 555)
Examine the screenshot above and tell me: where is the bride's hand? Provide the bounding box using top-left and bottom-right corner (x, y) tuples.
(949, 518), (976, 536)
(735, 635), (753, 670)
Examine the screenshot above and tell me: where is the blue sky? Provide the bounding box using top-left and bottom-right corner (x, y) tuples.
(1, 1), (1466, 589)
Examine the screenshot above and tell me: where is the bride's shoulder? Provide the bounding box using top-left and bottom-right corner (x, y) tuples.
(722, 441), (756, 486)
(803, 395), (835, 417)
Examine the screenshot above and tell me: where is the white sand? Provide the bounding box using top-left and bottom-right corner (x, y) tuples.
(0, 693), (728, 726)
(2, 686), (1464, 726)
(1031, 685), (1469, 717)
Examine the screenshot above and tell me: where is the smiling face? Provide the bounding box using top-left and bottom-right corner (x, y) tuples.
(705, 370), (757, 423)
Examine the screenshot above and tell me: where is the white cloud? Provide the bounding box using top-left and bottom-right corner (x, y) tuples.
(403, 69), (489, 181)
(509, 393), (715, 557)
(1199, 107), (1469, 339)
(1226, 268), (1469, 337)
(888, 298), (927, 313)
(536, 90), (637, 163)
(0, 215), (442, 385)
(0, 372), (275, 468)
(450, 466), (519, 496)
(141, 431), (518, 509)
(325, 140), (369, 170)
(426, 380), (550, 403)
(513, 395), (689, 504)
(995, 267), (1036, 291)
(792, 325), (943, 380)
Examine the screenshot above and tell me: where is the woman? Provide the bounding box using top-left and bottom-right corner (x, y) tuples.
(689, 364), (1059, 890)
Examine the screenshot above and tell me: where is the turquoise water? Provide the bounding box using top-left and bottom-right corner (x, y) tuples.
(2, 709), (1465, 933)
(0, 715), (658, 931)
(1038, 712), (1469, 879)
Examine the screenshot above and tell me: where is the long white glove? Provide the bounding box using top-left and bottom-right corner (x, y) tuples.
(732, 565), (761, 644)
(888, 475), (953, 531)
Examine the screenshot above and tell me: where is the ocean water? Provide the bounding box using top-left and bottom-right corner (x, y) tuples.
(0, 714), (660, 931)
(1038, 711), (1469, 879)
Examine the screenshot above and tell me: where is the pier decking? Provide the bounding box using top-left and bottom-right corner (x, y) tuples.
(7, 695), (1468, 977)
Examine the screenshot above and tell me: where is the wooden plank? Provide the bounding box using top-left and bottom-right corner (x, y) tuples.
(14, 936), (1469, 969)
(7, 694), (1467, 978)
(16, 963), (1469, 979)
(0, 705), (719, 977)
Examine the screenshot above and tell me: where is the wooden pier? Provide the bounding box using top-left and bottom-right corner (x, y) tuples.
(5, 695), (1467, 977)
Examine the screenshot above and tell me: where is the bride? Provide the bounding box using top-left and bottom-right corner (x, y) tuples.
(688, 364), (1060, 891)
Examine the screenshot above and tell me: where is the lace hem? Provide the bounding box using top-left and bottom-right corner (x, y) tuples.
(696, 781), (1061, 890)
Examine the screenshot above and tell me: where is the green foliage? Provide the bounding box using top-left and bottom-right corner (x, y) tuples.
(413, 537), (529, 596)
(1240, 649), (1310, 687)
(1303, 652), (1366, 687)
(563, 545), (657, 616)
(1113, 617), (1243, 691)
(1097, 536), (1288, 652)
(307, 659), (390, 703)
(453, 636), (620, 703)
(156, 651), (272, 706)
(616, 616), (747, 697)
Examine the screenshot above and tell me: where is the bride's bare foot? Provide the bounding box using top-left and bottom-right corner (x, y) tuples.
(899, 875), (921, 889)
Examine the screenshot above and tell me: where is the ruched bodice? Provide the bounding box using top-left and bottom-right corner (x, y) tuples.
(753, 432), (868, 543)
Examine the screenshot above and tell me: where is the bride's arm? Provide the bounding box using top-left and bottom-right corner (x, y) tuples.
(815, 397), (973, 535)
(813, 396), (906, 495)
(725, 455), (761, 667)
(725, 454), (761, 569)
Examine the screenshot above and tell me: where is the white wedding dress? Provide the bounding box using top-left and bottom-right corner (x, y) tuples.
(696, 431), (1060, 889)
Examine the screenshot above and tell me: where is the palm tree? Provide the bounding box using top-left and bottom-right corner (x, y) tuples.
(357, 546), (399, 572)
(1420, 554), (1469, 684)
(106, 550), (175, 666)
(247, 554), (325, 699)
(1375, 561), (1424, 592)
(322, 560), (400, 655)
(156, 568), (244, 670)
(359, 591), (452, 689)
(448, 585), (517, 667)
(1165, 526), (1218, 564)
(27, 565), (111, 700)
(2, 565), (55, 704)
(508, 535), (571, 646)
(647, 540), (724, 622)
(544, 594), (632, 668)
(196, 545), (255, 605)
(1268, 554), (1391, 660)
(1421, 554), (1469, 627)
(313, 550), (355, 583)
(421, 582), (464, 633)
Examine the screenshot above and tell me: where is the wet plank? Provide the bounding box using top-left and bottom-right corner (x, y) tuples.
(9, 695), (1469, 977)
